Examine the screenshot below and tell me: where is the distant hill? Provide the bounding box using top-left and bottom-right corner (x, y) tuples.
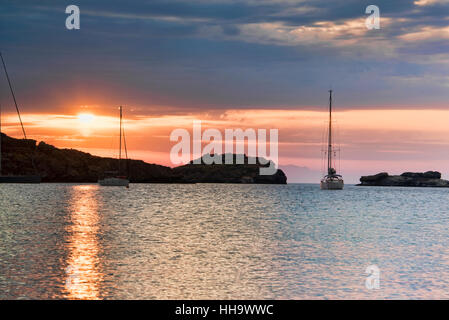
(0, 133), (175, 183)
(0, 133), (287, 184)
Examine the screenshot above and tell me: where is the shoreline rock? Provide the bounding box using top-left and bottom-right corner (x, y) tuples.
(358, 171), (449, 187)
(174, 154), (287, 184)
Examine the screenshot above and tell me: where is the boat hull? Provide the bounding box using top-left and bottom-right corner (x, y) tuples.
(320, 179), (344, 190)
(98, 177), (129, 187)
(0, 175), (41, 183)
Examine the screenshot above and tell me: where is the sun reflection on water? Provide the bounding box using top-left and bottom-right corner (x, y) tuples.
(64, 185), (103, 300)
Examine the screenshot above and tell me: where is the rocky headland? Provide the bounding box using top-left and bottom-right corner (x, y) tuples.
(174, 154), (287, 184)
(0, 133), (287, 184)
(358, 171), (449, 187)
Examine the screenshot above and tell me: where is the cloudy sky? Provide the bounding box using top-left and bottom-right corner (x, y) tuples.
(1, 0), (449, 182)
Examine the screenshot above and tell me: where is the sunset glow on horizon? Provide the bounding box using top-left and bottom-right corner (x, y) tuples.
(77, 113), (95, 124)
(2, 106), (449, 183)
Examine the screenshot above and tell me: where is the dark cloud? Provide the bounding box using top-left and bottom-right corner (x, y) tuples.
(0, 0), (448, 114)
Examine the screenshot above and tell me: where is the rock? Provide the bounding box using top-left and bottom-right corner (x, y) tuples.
(360, 172), (389, 183)
(240, 176), (254, 183)
(173, 154), (287, 184)
(358, 171), (449, 187)
(401, 171), (441, 179)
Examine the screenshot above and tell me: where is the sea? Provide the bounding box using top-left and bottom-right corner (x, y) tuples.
(0, 183), (448, 299)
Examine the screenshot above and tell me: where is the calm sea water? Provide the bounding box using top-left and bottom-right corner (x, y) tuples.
(0, 183), (448, 299)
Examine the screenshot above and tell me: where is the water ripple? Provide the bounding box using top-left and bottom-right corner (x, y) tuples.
(0, 183), (448, 299)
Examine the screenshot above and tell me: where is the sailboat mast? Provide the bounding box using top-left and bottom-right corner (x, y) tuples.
(119, 106), (122, 175)
(327, 90), (332, 173)
(0, 52), (27, 139)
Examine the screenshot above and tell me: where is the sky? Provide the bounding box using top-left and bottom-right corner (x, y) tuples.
(1, 0), (449, 183)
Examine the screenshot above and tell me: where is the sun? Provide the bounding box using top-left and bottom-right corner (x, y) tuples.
(77, 113), (95, 124)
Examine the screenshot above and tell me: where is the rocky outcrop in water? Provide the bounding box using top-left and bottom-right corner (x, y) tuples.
(0, 133), (287, 184)
(174, 154), (287, 184)
(358, 171), (449, 187)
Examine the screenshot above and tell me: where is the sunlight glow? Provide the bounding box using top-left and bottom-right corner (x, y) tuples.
(65, 185), (103, 300)
(78, 113), (95, 124)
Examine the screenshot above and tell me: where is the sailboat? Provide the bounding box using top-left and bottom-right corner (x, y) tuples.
(320, 90), (344, 190)
(98, 106), (129, 187)
(0, 52), (41, 183)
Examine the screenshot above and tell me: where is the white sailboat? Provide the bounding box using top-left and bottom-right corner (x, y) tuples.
(98, 106), (129, 187)
(320, 90), (344, 190)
